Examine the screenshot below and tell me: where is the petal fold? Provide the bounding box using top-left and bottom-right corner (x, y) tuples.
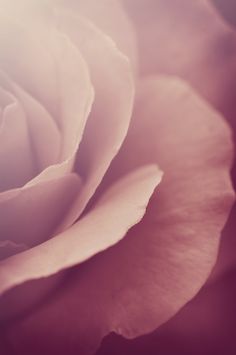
(2, 77), (234, 355)
(0, 173), (81, 247)
(0, 165), (162, 297)
(54, 12), (135, 230)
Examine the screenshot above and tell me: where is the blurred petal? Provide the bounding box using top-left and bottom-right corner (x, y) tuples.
(54, 12), (135, 230)
(123, 0), (236, 121)
(21, 28), (94, 184)
(0, 93), (36, 191)
(0, 241), (27, 261)
(213, 0), (236, 27)
(0, 72), (61, 171)
(0, 12), (94, 183)
(3, 77), (234, 355)
(44, 30), (94, 164)
(0, 11), (58, 116)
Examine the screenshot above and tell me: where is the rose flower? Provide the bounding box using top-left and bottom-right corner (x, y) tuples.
(0, 1), (234, 355)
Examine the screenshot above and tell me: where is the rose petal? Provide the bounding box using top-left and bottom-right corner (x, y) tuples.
(53, 12), (134, 231)
(0, 71), (61, 171)
(0, 241), (27, 261)
(123, 0), (236, 121)
(0, 173), (81, 247)
(43, 30), (94, 163)
(2, 77), (234, 354)
(0, 93), (36, 191)
(0, 165), (161, 297)
(0, 86), (13, 109)
(0, 12), (94, 183)
(0, 11), (58, 117)
(97, 268), (236, 355)
(208, 201), (236, 282)
(57, 0), (138, 71)
(26, 30), (94, 185)
(86, 77), (234, 338)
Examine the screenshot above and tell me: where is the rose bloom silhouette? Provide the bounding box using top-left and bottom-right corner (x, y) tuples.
(0, 1), (235, 355)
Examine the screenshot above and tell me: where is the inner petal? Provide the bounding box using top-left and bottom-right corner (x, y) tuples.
(0, 90), (36, 192)
(4, 75), (61, 171)
(0, 173), (82, 247)
(0, 86), (13, 126)
(0, 10), (94, 187)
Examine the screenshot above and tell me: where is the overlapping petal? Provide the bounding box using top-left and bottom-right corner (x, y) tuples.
(0, 72), (61, 173)
(0, 165), (161, 320)
(96, 267), (236, 355)
(56, 0), (137, 71)
(53, 11), (135, 230)
(3, 77), (234, 355)
(0, 10), (94, 183)
(0, 173), (81, 248)
(0, 8), (94, 249)
(0, 92), (35, 191)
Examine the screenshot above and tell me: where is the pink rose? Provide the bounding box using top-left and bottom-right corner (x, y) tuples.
(0, 1), (234, 355)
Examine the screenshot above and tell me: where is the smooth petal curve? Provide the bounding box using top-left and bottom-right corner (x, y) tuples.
(56, 0), (137, 71)
(0, 241), (27, 261)
(21, 28), (94, 186)
(0, 165), (161, 298)
(97, 267), (236, 355)
(54, 12), (135, 230)
(0, 71), (61, 171)
(0, 173), (81, 247)
(90, 77), (234, 338)
(0, 11), (58, 117)
(0, 95), (36, 191)
(2, 77), (234, 355)
(0, 13), (94, 185)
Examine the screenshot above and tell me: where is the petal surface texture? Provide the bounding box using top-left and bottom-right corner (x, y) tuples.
(2, 77), (234, 355)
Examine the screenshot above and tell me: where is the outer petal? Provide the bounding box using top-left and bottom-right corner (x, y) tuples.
(97, 267), (236, 355)
(208, 203), (236, 282)
(3, 77), (234, 354)
(123, 0), (236, 121)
